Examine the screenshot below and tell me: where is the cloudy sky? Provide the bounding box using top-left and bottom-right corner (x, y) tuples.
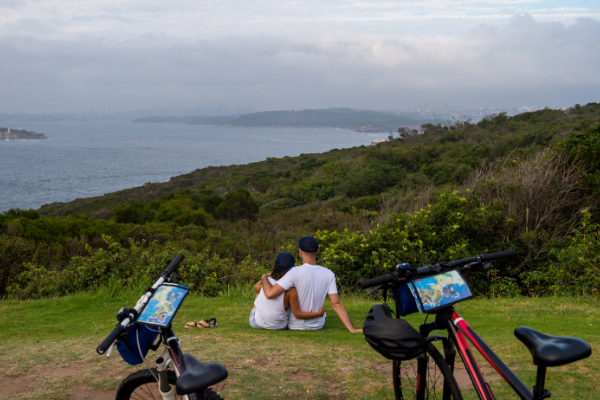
(1, 0), (599, 113)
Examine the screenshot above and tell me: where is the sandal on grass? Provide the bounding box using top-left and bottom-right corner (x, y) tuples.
(199, 318), (218, 328)
(185, 318), (217, 328)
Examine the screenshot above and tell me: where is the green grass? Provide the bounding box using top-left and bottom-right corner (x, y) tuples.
(0, 289), (598, 399)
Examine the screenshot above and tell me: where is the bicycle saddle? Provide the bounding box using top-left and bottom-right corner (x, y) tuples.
(176, 354), (228, 395)
(514, 326), (591, 367)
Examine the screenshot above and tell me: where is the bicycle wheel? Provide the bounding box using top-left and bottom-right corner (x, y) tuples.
(115, 368), (224, 400)
(393, 343), (463, 400)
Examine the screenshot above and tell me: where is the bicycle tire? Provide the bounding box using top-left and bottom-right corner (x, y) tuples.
(115, 368), (224, 400)
(393, 342), (463, 400)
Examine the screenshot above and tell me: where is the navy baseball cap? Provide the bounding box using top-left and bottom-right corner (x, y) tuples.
(274, 252), (296, 271)
(297, 236), (319, 253)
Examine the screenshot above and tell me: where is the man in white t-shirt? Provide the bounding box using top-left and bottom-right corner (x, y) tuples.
(261, 236), (362, 332)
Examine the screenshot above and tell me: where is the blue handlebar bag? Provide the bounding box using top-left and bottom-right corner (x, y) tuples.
(396, 282), (419, 316)
(115, 311), (160, 365)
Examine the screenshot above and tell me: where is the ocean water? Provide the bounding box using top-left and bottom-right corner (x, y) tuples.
(0, 120), (389, 211)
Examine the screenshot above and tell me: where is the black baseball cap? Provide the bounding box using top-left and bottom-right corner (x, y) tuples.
(274, 252), (296, 271)
(297, 235), (319, 253)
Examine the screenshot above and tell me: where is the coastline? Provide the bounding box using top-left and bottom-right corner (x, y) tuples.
(0, 128), (48, 140)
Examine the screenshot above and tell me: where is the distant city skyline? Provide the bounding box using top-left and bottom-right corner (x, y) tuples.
(0, 104), (553, 125)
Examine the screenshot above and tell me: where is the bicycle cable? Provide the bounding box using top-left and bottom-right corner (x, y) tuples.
(136, 327), (160, 383)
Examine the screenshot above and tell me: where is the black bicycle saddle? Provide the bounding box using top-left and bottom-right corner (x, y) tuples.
(514, 326), (591, 367)
(176, 354), (228, 395)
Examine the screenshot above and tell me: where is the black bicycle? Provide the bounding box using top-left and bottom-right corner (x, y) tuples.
(359, 250), (592, 400)
(96, 254), (228, 400)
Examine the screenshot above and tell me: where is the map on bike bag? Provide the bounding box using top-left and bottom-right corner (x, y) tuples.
(408, 270), (473, 313)
(137, 283), (189, 327)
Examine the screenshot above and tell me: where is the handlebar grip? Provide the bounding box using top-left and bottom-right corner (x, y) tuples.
(162, 253), (185, 278)
(97, 324), (126, 355)
(482, 249), (516, 262)
(358, 274), (392, 289)
(416, 266), (433, 275)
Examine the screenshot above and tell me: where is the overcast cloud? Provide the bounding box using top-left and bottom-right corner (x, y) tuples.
(0, 1), (598, 112)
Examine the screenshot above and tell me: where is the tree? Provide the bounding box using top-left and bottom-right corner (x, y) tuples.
(215, 189), (259, 221)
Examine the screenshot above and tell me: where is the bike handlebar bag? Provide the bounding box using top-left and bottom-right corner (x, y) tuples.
(363, 303), (428, 361)
(116, 323), (160, 365)
(408, 270), (474, 313)
(395, 282), (419, 316)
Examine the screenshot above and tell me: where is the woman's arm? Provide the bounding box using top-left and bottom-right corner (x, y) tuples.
(253, 281), (263, 304)
(286, 287), (325, 319)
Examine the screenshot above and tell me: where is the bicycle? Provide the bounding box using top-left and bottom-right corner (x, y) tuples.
(359, 250), (592, 400)
(96, 254), (229, 400)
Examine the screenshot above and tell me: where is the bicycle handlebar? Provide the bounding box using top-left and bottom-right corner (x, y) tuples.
(97, 324), (126, 354)
(162, 253), (185, 278)
(358, 274), (393, 289)
(358, 250), (517, 290)
(96, 253), (185, 355)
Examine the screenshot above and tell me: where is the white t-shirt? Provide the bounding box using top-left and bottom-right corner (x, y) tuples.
(254, 277), (288, 330)
(276, 263), (338, 330)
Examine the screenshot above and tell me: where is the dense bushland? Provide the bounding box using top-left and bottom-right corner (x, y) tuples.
(2, 104), (599, 299)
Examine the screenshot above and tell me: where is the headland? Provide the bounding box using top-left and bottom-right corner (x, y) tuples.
(0, 127), (48, 140)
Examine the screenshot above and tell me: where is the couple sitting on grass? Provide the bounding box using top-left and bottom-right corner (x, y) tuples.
(250, 236), (362, 333)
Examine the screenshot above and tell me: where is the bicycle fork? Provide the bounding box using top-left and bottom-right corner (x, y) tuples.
(156, 349), (176, 400)
(416, 352), (428, 400)
(154, 348), (198, 400)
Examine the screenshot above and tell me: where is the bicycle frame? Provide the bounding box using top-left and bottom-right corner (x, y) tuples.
(425, 308), (536, 400)
(156, 327), (198, 400)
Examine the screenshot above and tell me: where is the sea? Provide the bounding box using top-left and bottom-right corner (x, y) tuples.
(0, 120), (389, 212)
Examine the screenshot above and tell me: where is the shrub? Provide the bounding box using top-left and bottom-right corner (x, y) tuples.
(114, 202), (146, 224)
(200, 194), (223, 215)
(285, 191), (510, 293)
(522, 209), (600, 295)
(467, 151), (598, 241)
(7, 236), (269, 298)
(553, 123), (600, 194)
(215, 188), (259, 221)
(154, 199), (209, 227)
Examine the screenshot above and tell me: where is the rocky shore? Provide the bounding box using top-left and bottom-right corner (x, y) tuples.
(0, 127), (48, 140)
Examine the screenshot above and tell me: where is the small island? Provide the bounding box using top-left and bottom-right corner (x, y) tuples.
(0, 127), (48, 140)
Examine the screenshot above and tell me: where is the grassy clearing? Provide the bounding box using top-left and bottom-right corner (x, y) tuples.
(0, 288), (598, 399)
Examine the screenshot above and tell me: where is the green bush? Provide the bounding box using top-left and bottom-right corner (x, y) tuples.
(155, 199), (209, 227)
(6, 236), (269, 299)
(521, 209), (599, 295)
(554, 123), (600, 193)
(215, 188), (259, 221)
(114, 202), (146, 224)
(200, 194), (223, 214)
(282, 191), (510, 293)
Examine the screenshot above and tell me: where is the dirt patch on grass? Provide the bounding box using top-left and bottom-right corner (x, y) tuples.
(290, 372), (316, 382)
(453, 364), (502, 391)
(65, 386), (117, 400)
(0, 373), (37, 398)
(35, 362), (93, 377)
(372, 362), (392, 377)
(0, 361), (115, 399)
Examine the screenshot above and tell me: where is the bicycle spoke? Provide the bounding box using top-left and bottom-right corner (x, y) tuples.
(134, 383), (159, 400)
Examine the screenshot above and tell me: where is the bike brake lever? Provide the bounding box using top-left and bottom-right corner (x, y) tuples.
(106, 341), (116, 359)
(367, 285), (385, 296)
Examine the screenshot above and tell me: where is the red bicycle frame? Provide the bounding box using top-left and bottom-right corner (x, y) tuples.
(445, 310), (534, 400)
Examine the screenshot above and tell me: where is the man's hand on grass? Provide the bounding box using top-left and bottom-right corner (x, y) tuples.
(349, 328), (363, 333)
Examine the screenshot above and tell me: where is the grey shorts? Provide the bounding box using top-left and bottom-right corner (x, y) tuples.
(249, 308), (264, 329)
(249, 308), (288, 330)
